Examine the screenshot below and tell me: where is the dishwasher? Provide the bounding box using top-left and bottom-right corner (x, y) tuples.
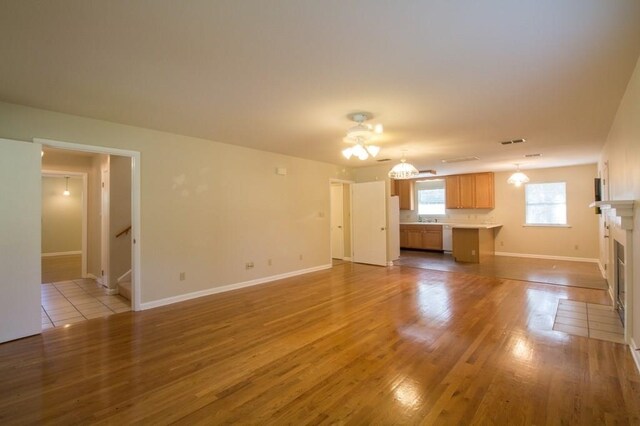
(442, 225), (453, 252)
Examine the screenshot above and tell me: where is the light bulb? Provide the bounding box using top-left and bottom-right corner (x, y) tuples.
(366, 145), (380, 157)
(63, 189), (70, 196)
(342, 147), (353, 159)
(351, 144), (366, 158)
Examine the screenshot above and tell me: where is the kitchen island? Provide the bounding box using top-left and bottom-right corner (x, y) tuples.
(399, 222), (502, 263)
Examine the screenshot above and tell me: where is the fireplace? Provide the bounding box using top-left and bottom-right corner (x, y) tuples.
(615, 240), (625, 325)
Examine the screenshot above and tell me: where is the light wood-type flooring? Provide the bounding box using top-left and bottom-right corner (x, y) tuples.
(1, 263), (639, 424)
(396, 250), (608, 290)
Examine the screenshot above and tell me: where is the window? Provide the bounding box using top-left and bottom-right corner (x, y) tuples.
(525, 182), (567, 225)
(417, 180), (445, 215)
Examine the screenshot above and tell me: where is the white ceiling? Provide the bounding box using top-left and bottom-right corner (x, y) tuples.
(1, 1), (639, 174)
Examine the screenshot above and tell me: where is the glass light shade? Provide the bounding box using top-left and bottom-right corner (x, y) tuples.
(63, 189), (70, 196)
(507, 171), (530, 187)
(366, 145), (380, 157)
(342, 147), (353, 159)
(388, 159), (419, 179)
(351, 143), (366, 158)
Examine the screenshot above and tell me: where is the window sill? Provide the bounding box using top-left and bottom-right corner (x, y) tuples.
(522, 224), (571, 228)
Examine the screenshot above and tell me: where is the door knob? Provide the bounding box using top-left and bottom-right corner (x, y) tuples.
(381, 227), (386, 231)
(338, 225), (342, 229)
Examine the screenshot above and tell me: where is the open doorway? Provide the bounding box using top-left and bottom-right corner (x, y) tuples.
(38, 139), (141, 329)
(330, 180), (352, 265)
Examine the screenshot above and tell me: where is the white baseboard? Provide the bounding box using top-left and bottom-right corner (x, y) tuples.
(494, 252), (599, 263)
(342, 257), (352, 261)
(630, 338), (640, 374)
(41, 250), (81, 257)
(140, 264), (332, 311)
(86, 273), (103, 286)
(104, 287), (119, 295)
(597, 261), (606, 278)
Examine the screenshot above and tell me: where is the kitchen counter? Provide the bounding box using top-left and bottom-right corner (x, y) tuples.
(400, 222), (502, 229)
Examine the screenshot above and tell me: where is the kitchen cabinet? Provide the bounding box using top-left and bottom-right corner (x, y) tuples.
(394, 179), (415, 210)
(399, 224), (443, 250)
(445, 172), (494, 209)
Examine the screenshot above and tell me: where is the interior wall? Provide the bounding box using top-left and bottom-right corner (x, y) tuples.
(0, 101), (352, 304)
(353, 163), (599, 260)
(109, 155), (132, 288)
(598, 54), (640, 347)
(41, 176), (82, 254)
(42, 151), (102, 276)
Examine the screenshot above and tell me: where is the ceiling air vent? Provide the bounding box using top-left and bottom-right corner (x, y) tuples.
(441, 156), (479, 163)
(524, 153), (541, 157)
(500, 138), (527, 145)
(376, 158), (391, 162)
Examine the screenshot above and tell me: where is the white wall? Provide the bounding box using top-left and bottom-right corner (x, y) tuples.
(0, 101), (352, 305)
(354, 163), (599, 260)
(598, 54), (640, 348)
(41, 176), (83, 253)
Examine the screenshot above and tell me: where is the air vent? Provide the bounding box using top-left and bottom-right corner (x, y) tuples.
(500, 138), (527, 145)
(441, 156), (479, 163)
(376, 158), (391, 162)
(524, 153), (541, 158)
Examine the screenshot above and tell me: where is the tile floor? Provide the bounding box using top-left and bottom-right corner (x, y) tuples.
(553, 299), (625, 343)
(41, 278), (131, 329)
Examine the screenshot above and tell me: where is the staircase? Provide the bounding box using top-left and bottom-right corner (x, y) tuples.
(117, 269), (132, 301)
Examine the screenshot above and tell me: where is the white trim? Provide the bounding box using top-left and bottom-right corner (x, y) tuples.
(140, 264), (331, 310)
(494, 252), (599, 263)
(117, 269), (132, 284)
(342, 257), (352, 261)
(41, 251), (81, 257)
(630, 338), (640, 374)
(597, 261), (606, 279)
(87, 273), (103, 286)
(35, 138), (142, 311)
(41, 170), (88, 277)
(522, 224), (571, 228)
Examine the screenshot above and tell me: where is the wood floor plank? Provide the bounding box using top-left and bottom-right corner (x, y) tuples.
(1, 263), (638, 424)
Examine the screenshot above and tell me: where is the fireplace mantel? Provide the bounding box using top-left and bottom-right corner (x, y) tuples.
(589, 200), (634, 230)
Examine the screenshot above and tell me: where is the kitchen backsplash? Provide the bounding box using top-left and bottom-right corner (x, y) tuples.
(400, 209), (496, 224)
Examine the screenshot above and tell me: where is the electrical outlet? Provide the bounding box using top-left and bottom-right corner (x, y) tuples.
(268, 259), (272, 266)
(179, 272), (186, 281)
(574, 245), (579, 250)
(245, 262), (254, 269)
(299, 254), (303, 260)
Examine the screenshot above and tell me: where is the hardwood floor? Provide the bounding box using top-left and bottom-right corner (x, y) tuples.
(1, 263), (638, 424)
(396, 250), (608, 290)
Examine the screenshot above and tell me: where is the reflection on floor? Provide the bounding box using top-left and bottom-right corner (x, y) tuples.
(41, 278), (131, 329)
(41, 254), (81, 283)
(553, 299), (625, 343)
(396, 250), (607, 290)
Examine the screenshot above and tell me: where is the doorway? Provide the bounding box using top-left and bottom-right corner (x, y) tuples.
(330, 182), (352, 261)
(37, 138), (142, 313)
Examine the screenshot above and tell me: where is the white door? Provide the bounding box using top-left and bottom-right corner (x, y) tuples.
(330, 184), (344, 259)
(0, 139), (42, 343)
(352, 181), (387, 266)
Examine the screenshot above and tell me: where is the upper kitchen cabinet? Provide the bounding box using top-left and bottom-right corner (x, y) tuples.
(445, 172), (494, 209)
(473, 172), (495, 209)
(394, 179), (415, 210)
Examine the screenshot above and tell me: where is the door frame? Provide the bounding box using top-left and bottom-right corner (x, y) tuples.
(329, 179), (354, 265)
(35, 138), (142, 311)
(41, 170), (89, 278)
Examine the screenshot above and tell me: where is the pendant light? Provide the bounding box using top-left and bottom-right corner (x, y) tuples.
(507, 164), (529, 187)
(388, 151), (419, 180)
(63, 176), (71, 196)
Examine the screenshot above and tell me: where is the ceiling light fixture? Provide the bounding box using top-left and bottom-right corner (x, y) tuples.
(388, 151), (419, 180)
(342, 112), (382, 161)
(63, 176), (71, 196)
(507, 164), (529, 187)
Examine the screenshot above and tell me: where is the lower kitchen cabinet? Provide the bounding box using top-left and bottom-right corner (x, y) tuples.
(399, 225), (443, 250)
